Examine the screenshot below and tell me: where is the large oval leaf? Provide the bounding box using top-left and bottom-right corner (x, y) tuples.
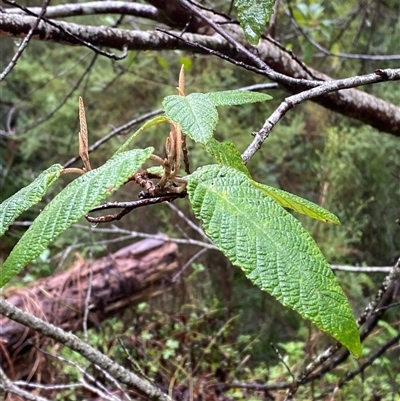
(187, 164), (361, 356)
(163, 93), (218, 143)
(203, 139), (339, 225)
(0, 148), (153, 287)
(0, 164), (63, 237)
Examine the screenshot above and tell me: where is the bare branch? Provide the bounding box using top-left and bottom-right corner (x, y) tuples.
(86, 193), (187, 223)
(6, 1), (160, 21)
(172, 247), (208, 283)
(0, 0), (49, 82)
(339, 332), (400, 386)
(357, 257), (400, 328)
(3, 0), (129, 60)
(223, 381), (291, 392)
(242, 68), (400, 162)
(1, 12), (399, 137)
(283, 0), (400, 61)
(0, 298), (173, 401)
(330, 265), (392, 273)
(71, 224), (219, 251)
(0, 365), (52, 401)
(39, 350), (125, 401)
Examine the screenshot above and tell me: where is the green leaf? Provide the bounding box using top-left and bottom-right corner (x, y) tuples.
(207, 90), (272, 106)
(234, 0), (275, 44)
(117, 115), (168, 153)
(204, 138), (250, 177)
(187, 165), (361, 356)
(252, 182), (340, 225)
(0, 164), (63, 237)
(163, 91), (270, 144)
(0, 148), (153, 288)
(163, 93), (218, 144)
(147, 166), (164, 177)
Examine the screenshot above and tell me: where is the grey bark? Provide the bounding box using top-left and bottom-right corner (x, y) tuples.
(0, 9), (399, 136)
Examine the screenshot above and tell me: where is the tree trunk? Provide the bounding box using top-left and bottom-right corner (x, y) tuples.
(0, 238), (180, 381)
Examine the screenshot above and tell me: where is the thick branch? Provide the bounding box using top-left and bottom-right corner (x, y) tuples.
(0, 239), (179, 400)
(5, 1), (161, 21)
(149, 1), (400, 137)
(0, 13), (227, 50)
(0, 297), (172, 401)
(0, 12), (399, 136)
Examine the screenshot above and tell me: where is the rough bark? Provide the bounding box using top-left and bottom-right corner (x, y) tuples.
(0, 238), (180, 381)
(0, 7), (399, 136)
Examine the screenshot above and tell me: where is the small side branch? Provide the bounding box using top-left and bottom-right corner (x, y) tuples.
(242, 68), (400, 163)
(0, 298), (173, 401)
(0, 365), (52, 401)
(0, 0), (49, 82)
(86, 192), (187, 224)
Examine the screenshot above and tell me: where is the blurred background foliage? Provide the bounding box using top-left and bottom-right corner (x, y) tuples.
(0, 0), (399, 399)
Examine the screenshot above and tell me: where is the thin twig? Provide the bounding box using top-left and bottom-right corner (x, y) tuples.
(271, 343), (295, 381)
(373, 301), (400, 313)
(93, 363), (133, 401)
(340, 332), (400, 385)
(172, 247), (208, 283)
(223, 381), (291, 391)
(40, 349), (123, 401)
(82, 261), (93, 342)
(176, 0), (269, 70)
(0, 0), (49, 82)
(330, 265), (392, 273)
(315, 332), (400, 399)
(3, 0), (129, 60)
(0, 365), (51, 401)
(166, 202), (212, 243)
(23, 53), (98, 135)
(156, 27), (319, 89)
(284, 0), (400, 61)
(86, 193), (187, 223)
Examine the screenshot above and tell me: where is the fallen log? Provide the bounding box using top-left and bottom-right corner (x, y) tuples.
(0, 238), (181, 381)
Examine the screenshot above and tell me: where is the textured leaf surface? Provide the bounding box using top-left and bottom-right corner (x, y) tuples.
(117, 115), (168, 153)
(0, 148), (153, 287)
(252, 182), (340, 225)
(188, 165), (361, 355)
(164, 91), (270, 144)
(207, 90), (272, 106)
(0, 164), (63, 237)
(234, 0), (275, 44)
(163, 93), (218, 143)
(204, 138), (250, 177)
(147, 166), (164, 177)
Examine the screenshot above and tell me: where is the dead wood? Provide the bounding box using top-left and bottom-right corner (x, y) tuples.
(0, 238), (180, 381)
